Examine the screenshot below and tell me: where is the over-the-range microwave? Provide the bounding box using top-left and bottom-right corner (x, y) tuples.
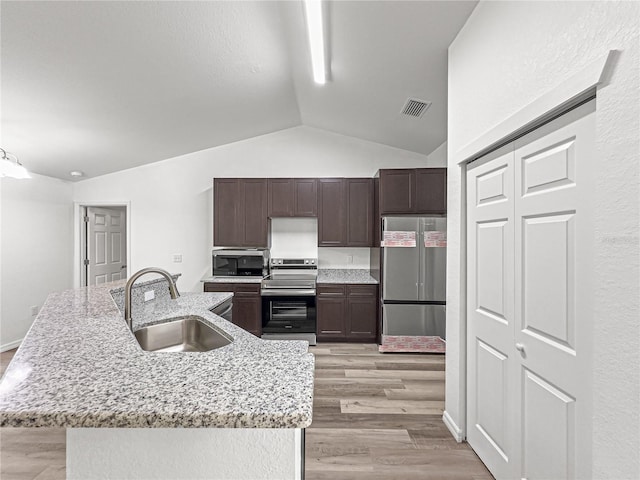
(212, 249), (270, 278)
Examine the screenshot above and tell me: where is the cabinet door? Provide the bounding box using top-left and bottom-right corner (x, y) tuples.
(213, 179), (241, 246)
(233, 285), (262, 336)
(241, 179), (268, 247)
(379, 169), (415, 214)
(268, 178), (294, 217)
(233, 294), (261, 336)
(317, 179), (346, 246)
(294, 179), (317, 217)
(316, 297), (346, 337)
(346, 285), (377, 339)
(346, 178), (374, 246)
(415, 168), (447, 214)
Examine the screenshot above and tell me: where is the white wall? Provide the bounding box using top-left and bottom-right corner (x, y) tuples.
(0, 174), (74, 349)
(73, 126), (440, 292)
(446, 1), (639, 478)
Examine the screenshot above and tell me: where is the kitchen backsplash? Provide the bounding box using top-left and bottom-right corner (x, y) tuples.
(270, 218), (318, 258)
(318, 247), (370, 269)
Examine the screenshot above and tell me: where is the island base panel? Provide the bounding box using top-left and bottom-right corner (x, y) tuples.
(67, 427), (303, 480)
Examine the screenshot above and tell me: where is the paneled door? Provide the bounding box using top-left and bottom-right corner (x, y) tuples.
(466, 145), (517, 479)
(87, 207), (127, 285)
(467, 100), (595, 480)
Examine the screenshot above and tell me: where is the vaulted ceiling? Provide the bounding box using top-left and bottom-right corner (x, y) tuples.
(1, 1), (477, 180)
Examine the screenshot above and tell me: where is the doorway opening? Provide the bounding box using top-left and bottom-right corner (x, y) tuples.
(75, 203), (130, 287)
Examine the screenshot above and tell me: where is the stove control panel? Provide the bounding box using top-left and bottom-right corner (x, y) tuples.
(270, 258), (317, 268)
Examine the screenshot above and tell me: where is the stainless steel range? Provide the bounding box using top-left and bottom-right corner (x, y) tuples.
(261, 258), (317, 345)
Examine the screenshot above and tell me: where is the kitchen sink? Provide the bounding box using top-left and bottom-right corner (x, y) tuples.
(134, 315), (232, 352)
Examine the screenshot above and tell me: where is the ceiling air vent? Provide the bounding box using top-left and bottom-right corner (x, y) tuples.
(401, 98), (431, 118)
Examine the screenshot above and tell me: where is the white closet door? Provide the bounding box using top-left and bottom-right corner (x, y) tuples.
(513, 101), (595, 480)
(467, 100), (595, 480)
(466, 145), (518, 480)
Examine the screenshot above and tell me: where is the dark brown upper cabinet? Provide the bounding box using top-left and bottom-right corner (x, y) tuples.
(317, 178), (374, 247)
(415, 168), (447, 214)
(378, 168), (447, 215)
(378, 169), (414, 213)
(345, 178), (374, 247)
(317, 178), (346, 246)
(267, 178), (317, 217)
(293, 179), (318, 216)
(213, 178), (268, 247)
(213, 178), (241, 247)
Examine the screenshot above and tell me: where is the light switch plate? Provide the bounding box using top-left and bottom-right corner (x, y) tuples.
(172, 254), (183, 263)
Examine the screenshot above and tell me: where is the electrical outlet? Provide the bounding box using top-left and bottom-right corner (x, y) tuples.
(347, 255), (354, 264)
(172, 254), (183, 263)
(144, 291), (155, 302)
(30, 305), (39, 316)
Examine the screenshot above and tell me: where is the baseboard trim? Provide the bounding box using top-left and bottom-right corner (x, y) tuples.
(443, 410), (464, 443)
(1, 339), (22, 352)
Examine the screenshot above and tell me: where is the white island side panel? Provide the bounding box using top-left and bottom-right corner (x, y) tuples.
(67, 428), (303, 480)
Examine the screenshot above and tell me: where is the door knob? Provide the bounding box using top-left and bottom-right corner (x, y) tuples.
(515, 343), (525, 353)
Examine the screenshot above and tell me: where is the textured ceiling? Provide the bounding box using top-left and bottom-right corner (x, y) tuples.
(0, 1), (477, 180)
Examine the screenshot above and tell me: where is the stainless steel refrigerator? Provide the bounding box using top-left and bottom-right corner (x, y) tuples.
(381, 216), (446, 351)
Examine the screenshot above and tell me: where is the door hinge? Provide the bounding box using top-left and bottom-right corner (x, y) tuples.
(84, 215), (89, 223)
(83, 259), (90, 266)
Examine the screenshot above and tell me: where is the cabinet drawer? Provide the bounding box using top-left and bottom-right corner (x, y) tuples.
(234, 284), (261, 294)
(347, 285), (377, 297)
(204, 283), (234, 293)
(317, 284), (346, 296)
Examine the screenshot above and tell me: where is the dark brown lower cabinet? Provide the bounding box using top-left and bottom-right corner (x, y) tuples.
(203, 283), (262, 336)
(316, 284), (378, 342)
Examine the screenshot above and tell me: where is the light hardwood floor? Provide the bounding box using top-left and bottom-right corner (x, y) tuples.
(1, 345), (492, 480)
(307, 343), (492, 480)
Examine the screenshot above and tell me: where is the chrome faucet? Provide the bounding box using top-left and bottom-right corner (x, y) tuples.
(124, 267), (180, 330)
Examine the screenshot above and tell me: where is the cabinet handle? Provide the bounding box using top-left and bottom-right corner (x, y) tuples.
(515, 343), (525, 353)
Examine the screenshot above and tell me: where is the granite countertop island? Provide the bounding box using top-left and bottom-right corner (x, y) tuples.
(0, 279), (314, 430)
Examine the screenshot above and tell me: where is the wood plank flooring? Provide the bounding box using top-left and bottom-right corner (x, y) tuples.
(0, 344), (492, 480)
(307, 343), (493, 480)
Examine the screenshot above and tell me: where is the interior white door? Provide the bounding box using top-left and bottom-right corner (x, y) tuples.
(467, 100), (595, 480)
(466, 145), (517, 480)
(87, 207), (127, 285)
(513, 101), (595, 480)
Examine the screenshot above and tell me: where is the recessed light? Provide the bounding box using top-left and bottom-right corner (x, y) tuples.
(70, 171), (84, 177)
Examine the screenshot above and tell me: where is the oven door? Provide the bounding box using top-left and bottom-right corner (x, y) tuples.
(262, 294), (316, 334)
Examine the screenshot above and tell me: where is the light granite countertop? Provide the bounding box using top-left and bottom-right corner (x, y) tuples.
(0, 278), (314, 429)
(317, 269), (378, 284)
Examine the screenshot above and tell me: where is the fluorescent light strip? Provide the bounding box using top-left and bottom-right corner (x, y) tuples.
(303, 0), (326, 85)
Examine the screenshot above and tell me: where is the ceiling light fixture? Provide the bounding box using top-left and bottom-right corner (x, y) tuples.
(70, 170), (85, 178)
(0, 148), (31, 179)
(303, 0), (327, 85)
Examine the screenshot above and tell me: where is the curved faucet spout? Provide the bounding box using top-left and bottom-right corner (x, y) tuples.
(124, 267), (180, 330)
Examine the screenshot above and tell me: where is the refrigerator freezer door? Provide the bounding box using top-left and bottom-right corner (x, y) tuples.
(382, 217), (420, 301)
(382, 303), (446, 338)
(418, 217), (447, 302)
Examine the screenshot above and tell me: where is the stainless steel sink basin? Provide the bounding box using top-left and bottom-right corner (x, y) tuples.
(134, 315), (232, 352)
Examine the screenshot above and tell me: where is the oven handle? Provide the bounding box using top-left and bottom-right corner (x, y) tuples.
(261, 289), (316, 297)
